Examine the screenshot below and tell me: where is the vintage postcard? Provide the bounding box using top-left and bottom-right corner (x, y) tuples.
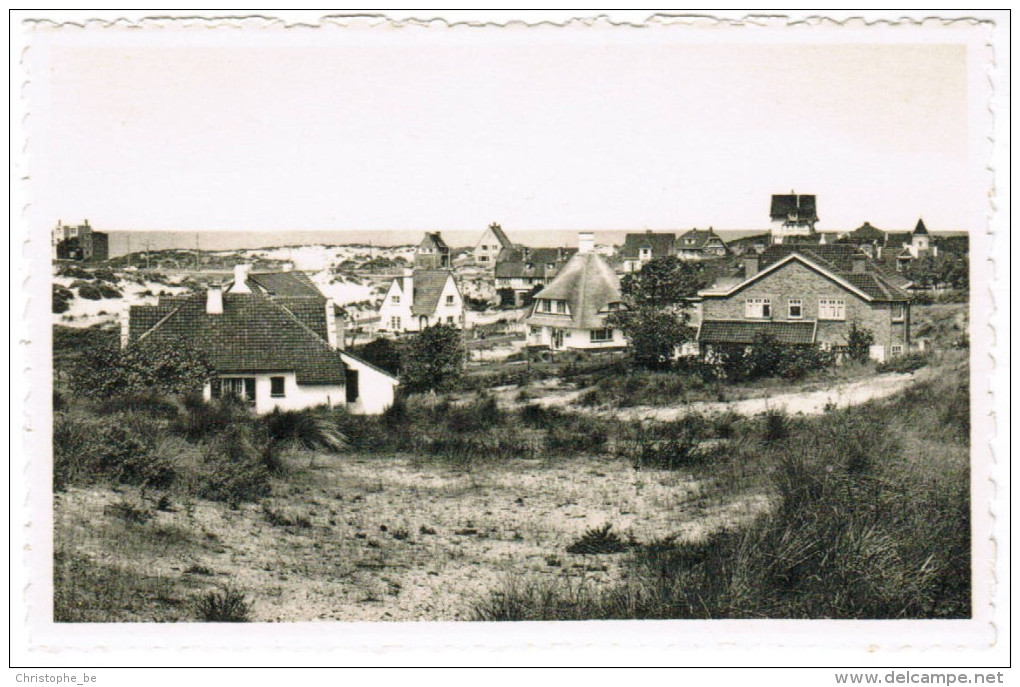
(11, 10), (1009, 668)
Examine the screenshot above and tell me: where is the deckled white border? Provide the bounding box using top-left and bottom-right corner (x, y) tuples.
(11, 10), (1010, 667)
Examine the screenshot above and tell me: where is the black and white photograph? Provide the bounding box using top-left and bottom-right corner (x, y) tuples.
(11, 10), (1008, 673)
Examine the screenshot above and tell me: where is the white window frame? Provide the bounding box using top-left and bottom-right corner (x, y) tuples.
(818, 298), (846, 321)
(390, 316), (402, 330)
(890, 344), (904, 356)
(555, 300), (567, 315)
(391, 294), (400, 304)
(788, 298), (803, 319)
(445, 294), (455, 305)
(590, 328), (614, 343)
(745, 297), (772, 319)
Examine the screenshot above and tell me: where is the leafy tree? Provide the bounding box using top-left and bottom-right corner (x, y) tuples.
(609, 257), (711, 369)
(400, 324), (464, 393)
(352, 337), (403, 376)
(69, 338), (214, 399)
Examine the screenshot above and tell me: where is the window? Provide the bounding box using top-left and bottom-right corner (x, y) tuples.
(818, 298), (846, 321)
(555, 300), (567, 314)
(640, 247), (651, 258)
(445, 295), (454, 305)
(446, 316), (454, 324)
(590, 328), (614, 343)
(219, 377), (255, 403)
(270, 376), (285, 398)
(745, 297), (771, 318)
(788, 299), (803, 319)
(391, 294), (400, 304)
(891, 303), (905, 322)
(890, 345), (904, 357)
(390, 316), (402, 330)
(538, 300), (551, 313)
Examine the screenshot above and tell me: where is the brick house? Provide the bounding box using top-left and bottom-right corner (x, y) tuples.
(697, 244), (911, 362)
(52, 219), (109, 262)
(125, 265), (398, 414)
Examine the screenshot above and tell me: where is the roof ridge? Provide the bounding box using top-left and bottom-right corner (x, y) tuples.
(135, 298), (190, 344)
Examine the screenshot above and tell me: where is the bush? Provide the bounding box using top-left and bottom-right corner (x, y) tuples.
(195, 586), (253, 622)
(627, 421), (700, 470)
(876, 352), (930, 374)
(76, 283), (102, 300)
(97, 283), (122, 299)
(352, 338), (402, 376)
(198, 423), (272, 504)
(401, 324), (464, 393)
(714, 335), (835, 382)
(69, 339), (214, 400)
(847, 322), (875, 364)
(261, 408), (346, 455)
(52, 284), (74, 314)
(761, 407), (790, 442)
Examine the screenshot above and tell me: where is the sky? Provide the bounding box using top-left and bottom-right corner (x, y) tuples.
(29, 21), (988, 235)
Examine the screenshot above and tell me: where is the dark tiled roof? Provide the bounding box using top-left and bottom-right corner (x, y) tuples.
(913, 218), (929, 235)
(410, 269), (455, 316)
(755, 244), (910, 301)
(698, 320), (817, 345)
(770, 194), (818, 221)
(495, 247), (576, 279)
(130, 293), (345, 385)
(488, 224), (514, 250)
(621, 232), (675, 259)
(527, 252), (623, 330)
(677, 228), (727, 251)
(274, 297), (329, 340)
(848, 222), (886, 242)
(419, 232), (449, 252)
(246, 271), (324, 298)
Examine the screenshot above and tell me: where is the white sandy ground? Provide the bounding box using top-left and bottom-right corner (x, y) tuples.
(521, 370), (921, 420)
(55, 455), (768, 622)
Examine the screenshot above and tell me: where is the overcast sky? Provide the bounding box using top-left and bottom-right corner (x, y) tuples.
(30, 21), (987, 234)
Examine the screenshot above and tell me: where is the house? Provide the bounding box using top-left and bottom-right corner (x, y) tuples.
(676, 228), (729, 260)
(621, 231), (675, 272)
(377, 268), (464, 332)
(123, 265), (397, 414)
(697, 244), (912, 362)
(474, 222), (516, 267)
(525, 233), (627, 350)
(415, 232), (451, 270)
(494, 246), (577, 307)
(52, 219), (109, 262)
(841, 218), (967, 279)
(769, 192), (819, 244)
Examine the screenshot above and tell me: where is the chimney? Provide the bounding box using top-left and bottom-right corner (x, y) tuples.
(207, 284), (224, 315)
(231, 264), (252, 293)
(402, 268), (413, 300)
(119, 309), (131, 348)
(851, 253), (867, 273)
(325, 298), (340, 349)
(578, 232), (595, 254)
(743, 255), (759, 278)
(876, 244), (883, 259)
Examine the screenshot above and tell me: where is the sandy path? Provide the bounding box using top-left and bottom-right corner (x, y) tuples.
(527, 371), (919, 421)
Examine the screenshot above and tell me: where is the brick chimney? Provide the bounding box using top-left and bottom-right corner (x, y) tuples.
(230, 264), (252, 293)
(743, 254), (759, 278)
(851, 253), (867, 273)
(578, 232), (595, 254)
(206, 284), (224, 315)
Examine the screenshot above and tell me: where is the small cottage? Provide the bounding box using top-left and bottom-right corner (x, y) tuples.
(474, 222), (516, 267)
(621, 231), (676, 273)
(377, 269), (464, 332)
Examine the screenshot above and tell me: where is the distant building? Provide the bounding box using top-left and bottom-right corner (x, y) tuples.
(415, 232), (451, 270)
(377, 268), (464, 332)
(676, 228), (729, 260)
(474, 222), (515, 267)
(620, 231), (675, 272)
(698, 244), (912, 362)
(494, 245), (577, 307)
(841, 218), (964, 275)
(525, 233), (627, 350)
(124, 264), (397, 415)
(52, 219), (109, 261)
(769, 193), (819, 244)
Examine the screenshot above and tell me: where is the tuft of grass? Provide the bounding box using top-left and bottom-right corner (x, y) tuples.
(761, 407), (790, 442)
(195, 586), (253, 622)
(566, 524), (632, 555)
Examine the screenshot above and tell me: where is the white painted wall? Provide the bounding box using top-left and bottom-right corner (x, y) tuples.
(339, 352), (398, 415)
(377, 279), (412, 332)
(528, 325), (627, 350)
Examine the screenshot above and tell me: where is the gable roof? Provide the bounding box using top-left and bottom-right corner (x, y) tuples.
(770, 194), (818, 221)
(703, 245), (910, 302)
(130, 292), (346, 385)
(913, 218), (929, 235)
(698, 320), (817, 346)
(419, 232), (449, 252)
(527, 252), (623, 330)
(677, 228), (727, 251)
(484, 224), (514, 250)
(245, 271), (324, 298)
(409, 269), (456, 316)
(621, 232), (675, 259)
(847, 221), (886, 242)
(495, 247), (577, 279)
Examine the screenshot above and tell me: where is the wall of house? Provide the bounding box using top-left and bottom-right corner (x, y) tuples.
(528, 324), (627, 350)
(339, 353), (397, 415)
(203, 372), (346, 414)
(700, 261), (908, 357)
(377, 280), (412, 332)
(474, 228), (503, 265)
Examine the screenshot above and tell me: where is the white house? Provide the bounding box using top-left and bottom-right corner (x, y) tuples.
(125, 265), (398, 415)
(474, 222), (516, 267)
(525, 233), (628, 350)
(377, 269), (464, 333)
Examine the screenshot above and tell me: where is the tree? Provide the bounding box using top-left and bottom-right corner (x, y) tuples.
(400, 324), (464, 393)
(352, 337), (403, 376)
(609, 257), (712, 369)
(69, 338), (214, 399)
(846, 322), (875, 364)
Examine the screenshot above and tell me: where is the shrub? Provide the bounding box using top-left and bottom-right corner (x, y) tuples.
(847, 322), (875, 364)
(198, 423), (272, 504)
(94, 393), (179, 419)
(876, 352), (930, 374)
(628, 425), (699, 470)
(261, 408), (346, 454)
(97, 283), (122, 299)
(352, 337), (402, 376)
(77, 283), (102, 300)
(172, 395), (248, 443)
(400, 324), (464, 393)
(195, 586), (253, 622)
(761, 407), (790, 442)
(566, 524), (632, 555)
(52, 284), (74, 314)
(70, 339), (213, 400)
(714, 335), (835, 382)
